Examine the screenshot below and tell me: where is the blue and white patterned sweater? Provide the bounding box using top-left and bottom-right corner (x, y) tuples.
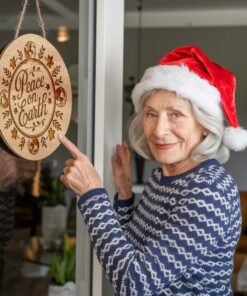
(78, 159), (241, 295)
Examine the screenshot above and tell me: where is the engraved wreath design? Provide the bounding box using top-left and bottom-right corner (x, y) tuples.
(0, 41), (68, 155)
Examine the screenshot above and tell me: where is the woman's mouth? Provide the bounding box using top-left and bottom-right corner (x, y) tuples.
(154, 143), (178, 150)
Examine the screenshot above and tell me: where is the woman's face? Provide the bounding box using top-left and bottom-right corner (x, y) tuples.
(143, 89), (206, 176)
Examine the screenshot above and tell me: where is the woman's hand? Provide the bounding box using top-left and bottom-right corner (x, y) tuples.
(58, 135), (102, 197)
(112, 143), (132, 200)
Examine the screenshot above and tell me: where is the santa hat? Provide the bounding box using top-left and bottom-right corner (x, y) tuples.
(132, 45), (247, 151)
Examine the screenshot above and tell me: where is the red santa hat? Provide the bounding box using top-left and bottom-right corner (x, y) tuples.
(132, 45), (247, 151)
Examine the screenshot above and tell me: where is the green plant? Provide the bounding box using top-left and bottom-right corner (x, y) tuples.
(45, 177), (65, 207)
(50, 233), (75, 285)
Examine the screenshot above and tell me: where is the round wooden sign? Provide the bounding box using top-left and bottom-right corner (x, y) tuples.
(0, 34), (72, 160)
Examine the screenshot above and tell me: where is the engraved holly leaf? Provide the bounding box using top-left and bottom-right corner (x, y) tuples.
(19, 137), (25, 150)
(48, 127), (55, 140)
(55, 76), (63, 85)
(41, 136), (47, 148)
(52, 66), (61, 77)
(53, 119), (62, 131)
(2, 110), (9, 119)
(55, 111), (63, 120)
(4, 118), (12, 129)
(17, 50), (23, 61)
(32, 121), (41, 132)
(30, 66), (41, 77)
(0, 92), (9, 109)
(10, 57), (16, 69)
(38, 45), (45, 59)
(11, 127), (17, 140)
(2, 78), (9, 87)
(3, 68), (12, 79)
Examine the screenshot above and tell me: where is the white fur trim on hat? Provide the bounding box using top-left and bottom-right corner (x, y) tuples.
(132, 65), (224, 121)
(223, 126), (247, 151)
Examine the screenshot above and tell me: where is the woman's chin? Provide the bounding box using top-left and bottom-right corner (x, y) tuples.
(152, 152), (179, 166)
(150, 145), (178, 162)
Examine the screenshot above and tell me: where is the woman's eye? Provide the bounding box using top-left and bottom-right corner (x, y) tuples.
(171, 111), (182, 118)
(146, 112), (157, 118)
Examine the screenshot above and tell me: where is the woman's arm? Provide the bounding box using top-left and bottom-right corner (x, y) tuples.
(59, 135), (232, 295)
(111, 143), (132, 200)
(78, 187), (231, 295)
(113, 193), (135, 229)
(112, 143), (135, 228)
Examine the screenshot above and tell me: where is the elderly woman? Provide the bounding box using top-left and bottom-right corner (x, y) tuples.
(59, 46), (247, 295)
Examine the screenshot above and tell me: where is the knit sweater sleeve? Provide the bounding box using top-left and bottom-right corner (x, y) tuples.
(78, 185), (230, 295)
(113, 193), (135, 229)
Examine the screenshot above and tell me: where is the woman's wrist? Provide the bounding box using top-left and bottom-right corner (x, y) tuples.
(118, 190), (132, 200)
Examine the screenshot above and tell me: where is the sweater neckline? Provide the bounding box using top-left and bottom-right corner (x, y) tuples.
(158, 159), (219, 182)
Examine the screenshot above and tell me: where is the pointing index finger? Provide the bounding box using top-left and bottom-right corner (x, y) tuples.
(58, 134), (82, 159)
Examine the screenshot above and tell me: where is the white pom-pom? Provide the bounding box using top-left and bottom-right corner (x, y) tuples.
(223, 126), (247, 151)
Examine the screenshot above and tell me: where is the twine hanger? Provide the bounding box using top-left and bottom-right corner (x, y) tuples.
(15, 0), (47, 39)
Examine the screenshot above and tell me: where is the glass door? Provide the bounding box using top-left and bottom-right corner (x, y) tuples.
(76, 0), (95, 295)
(0, 1), (84, 295)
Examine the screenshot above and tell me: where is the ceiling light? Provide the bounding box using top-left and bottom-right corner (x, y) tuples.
(57, 26), (70, 42)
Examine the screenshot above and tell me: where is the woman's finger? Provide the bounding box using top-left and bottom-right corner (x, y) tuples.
(118, 143), (130, 161)
(116, 145), (127, 163)
(112, 153), (120, 166)
(61, 172), (87, 197)
(65, 159), (75, 167)
(112, 155), (122, 175)
(58, 134), (83, 159)
(123, 142), (131, 160)
(60, 174), (69, 188)
(63, 166), (70, 175)
(60, 167), (80, 192)
(116, 144), (131, 174)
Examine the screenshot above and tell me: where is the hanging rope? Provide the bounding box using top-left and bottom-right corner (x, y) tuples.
(35, 0), (47, 38)
(15, 0), (47, 39)
(15, 0), (28, 38)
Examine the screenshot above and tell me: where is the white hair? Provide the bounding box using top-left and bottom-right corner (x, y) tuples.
(129, 89), (230, 164)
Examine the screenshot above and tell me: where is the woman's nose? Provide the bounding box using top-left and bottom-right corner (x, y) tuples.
(153, 116), (170, 137)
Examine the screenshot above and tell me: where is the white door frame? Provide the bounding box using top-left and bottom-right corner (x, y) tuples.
(76, 0), (96, 295)
(93, 0), (124, 295)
